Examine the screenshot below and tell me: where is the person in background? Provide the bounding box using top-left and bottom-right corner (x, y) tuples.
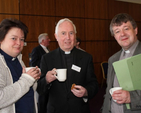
(30, 33), (50, 68)
(37, 18), (98, 113)
(75, 37), (81, 49)
(0, 18), (41, 113)
(75, 37), (85, 51)
(30, 33), (50, 113)
(102, 13), (141, 113)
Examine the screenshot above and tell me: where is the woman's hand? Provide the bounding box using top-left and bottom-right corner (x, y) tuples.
(23, 66), (41, 80)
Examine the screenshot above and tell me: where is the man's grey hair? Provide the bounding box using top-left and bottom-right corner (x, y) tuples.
(55, 18), (77, 35)
(38, 33), (48, 44)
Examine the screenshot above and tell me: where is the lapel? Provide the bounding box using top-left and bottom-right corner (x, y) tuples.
(39, 45), (46, 55)
(52, 48), (64, 69)
(73, 48), (83, 63)
(133, 41), (141, 55)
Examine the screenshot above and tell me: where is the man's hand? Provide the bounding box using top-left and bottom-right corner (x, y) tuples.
(112, 90), (130, 104)
(71, 85), (88, 97)
(46, 68), (57, 83)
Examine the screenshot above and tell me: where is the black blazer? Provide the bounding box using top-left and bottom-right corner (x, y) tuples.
(37, 47), (98, 113)
(30, 45), (46, 68)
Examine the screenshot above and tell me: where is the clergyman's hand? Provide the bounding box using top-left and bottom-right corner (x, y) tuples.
(112, 90), (130, 104)
(71, 85), (88, 97)
(45, 68), (57, 83)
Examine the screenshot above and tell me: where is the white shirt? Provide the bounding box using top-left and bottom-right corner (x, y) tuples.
(40, 44), (49, 53)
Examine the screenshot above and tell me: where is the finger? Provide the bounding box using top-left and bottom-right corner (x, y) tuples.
(34, 73), (41, 79)
(35, 66), (38, 68)
(52, 70), (57, 75)
(74, 85), (81, 90)
(52, 68), (56, 71)
(113, 91), (122, 95)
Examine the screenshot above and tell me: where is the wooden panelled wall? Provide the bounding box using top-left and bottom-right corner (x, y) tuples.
(0, 0), (141, 84)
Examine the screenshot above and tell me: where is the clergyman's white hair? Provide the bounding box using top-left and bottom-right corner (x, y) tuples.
(55, 18), (77, 35)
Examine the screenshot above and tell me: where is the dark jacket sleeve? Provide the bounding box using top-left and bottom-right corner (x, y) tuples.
(37, 54), (51, 95)
(84, 54), (98, 99)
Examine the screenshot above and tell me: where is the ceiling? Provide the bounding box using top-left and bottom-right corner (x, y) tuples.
(116, 0), (141, 4)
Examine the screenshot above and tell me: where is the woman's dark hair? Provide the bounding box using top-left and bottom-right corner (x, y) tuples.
(0, 18), (28, 41)
(110, 13), (137, 36)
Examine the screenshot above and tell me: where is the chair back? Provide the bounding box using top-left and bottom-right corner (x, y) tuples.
(101, 61), (108, 79)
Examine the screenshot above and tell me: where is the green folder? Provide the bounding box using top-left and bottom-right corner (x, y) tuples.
(113, 53), (141, 109)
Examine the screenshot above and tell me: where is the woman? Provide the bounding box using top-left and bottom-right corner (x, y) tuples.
(0, 18), (41, 113)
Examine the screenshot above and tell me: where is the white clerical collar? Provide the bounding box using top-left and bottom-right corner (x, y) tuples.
(125, 50), (130, 53)
(123, 40), (139, 54)
(65, 51), (71, 54)
(12, 57), (16, 61)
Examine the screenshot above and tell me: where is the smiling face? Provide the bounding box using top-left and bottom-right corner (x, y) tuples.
(0, 27), (25, 57)
(112, 21), (138, 50)
(55, 21), (76, 52)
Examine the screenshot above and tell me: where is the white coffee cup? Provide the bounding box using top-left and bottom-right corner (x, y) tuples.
(25, 67), (35, 72)
(54, 69), (67, 82)
(109, 87), (122, 102)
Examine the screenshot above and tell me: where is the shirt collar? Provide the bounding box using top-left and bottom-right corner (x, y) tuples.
(40, 44), (47, 49)
(59, 47), (75, 55)
(122, 40), (139, 55)
(65, 51), (71, 54)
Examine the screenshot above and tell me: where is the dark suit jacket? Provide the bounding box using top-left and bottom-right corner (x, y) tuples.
(102, 42), (141, 113)
(30, 45), (46, 68)
(37, 47), (98, 113)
